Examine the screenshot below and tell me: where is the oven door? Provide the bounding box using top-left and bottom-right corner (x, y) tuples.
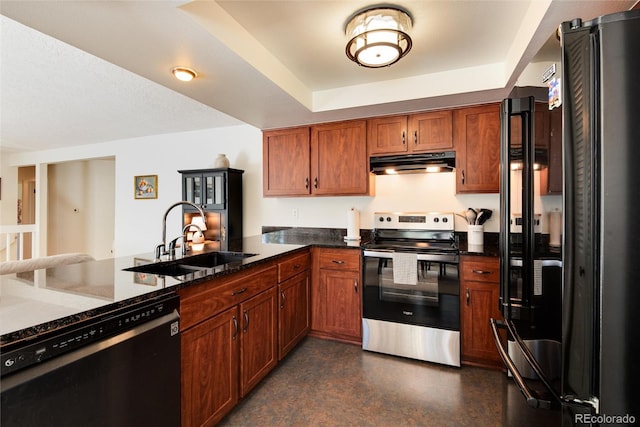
(362, 250), (459, 331)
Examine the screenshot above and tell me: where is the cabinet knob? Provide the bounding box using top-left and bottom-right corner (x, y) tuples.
(243, 309), (249, 333)
(280, 291), (286, 309)
(461, 170), (465, 185)
(354, 280), (358, 293)
(332, 260), (345, 264)
(305, 177), (309, 189)
(231, 287), (247, 296)
(466, 288), (470, 306)
(402, 131), (406, 145)
(472, 269), (492, 275)
(314, 177), (318, 189)
(414, 130), (418, 145)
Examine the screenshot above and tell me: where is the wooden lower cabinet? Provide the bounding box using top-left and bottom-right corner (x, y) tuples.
(278, 271), (310, 359)
(460, 255), (505, 369)
(179, 265), (279, 427)
(310, 248), (362, 344)
(179, 251), (311, 427)
(181, 306), (239, 427)
(239, 287), (278, 397)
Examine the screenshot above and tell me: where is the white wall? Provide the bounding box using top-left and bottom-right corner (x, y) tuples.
(47, 159), (115, 259)
(3, 122), (561, 258)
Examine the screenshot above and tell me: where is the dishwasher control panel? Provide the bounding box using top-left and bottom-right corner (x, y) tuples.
(1, 293), (179, 377)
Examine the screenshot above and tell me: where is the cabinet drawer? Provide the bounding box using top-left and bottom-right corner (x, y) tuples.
(179, 266), (277, 330)
(461, 257), (499, 283)
(278, 252), (310, 283)
(318, 249), (360, 271)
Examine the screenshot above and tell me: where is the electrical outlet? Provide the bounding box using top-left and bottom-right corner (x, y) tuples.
(292, 208), (299, 219)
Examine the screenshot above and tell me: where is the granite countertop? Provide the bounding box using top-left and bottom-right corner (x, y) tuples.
(1, 230), (363, 348)
(457, 232), (561, 259)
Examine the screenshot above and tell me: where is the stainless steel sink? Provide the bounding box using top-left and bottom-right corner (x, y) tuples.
(124, 263), (206, 277)
(181, 251), (257, 268)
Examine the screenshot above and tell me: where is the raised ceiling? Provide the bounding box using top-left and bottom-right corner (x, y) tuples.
(0, 0), (636, 152)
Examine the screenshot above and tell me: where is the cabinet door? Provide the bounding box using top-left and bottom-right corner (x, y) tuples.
(278, 272), (310, 360)
(316, 269), (361, 340)
(454, 104), (501, 193)
(181, 306), (239, 427)
(239, 288), (278, 397)
(202, 171), (226, 210)
(310, 120), (371, 196)
(183, 172), (204, 207)
(461, 282), (503, 366)
(409, 110), (454, 152)
(263, 127), (311, 196)
(367, 115), (408, 155)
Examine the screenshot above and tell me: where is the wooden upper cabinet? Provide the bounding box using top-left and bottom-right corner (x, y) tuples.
(367, 115), (408, 155)
(310, 120), (372, 196)
(263, 121), (372, 197)
(263, 126), (311, 196)
(409, 110), (454, 152)
(454, 104), (501, 193)
(368, 110), (453, 156)
(509, 102), (550, 148)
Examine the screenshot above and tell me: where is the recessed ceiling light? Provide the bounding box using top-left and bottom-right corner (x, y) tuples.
(171, 67), (197, 82)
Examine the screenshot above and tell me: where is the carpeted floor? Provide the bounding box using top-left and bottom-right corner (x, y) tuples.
(218, 337), (561, 426)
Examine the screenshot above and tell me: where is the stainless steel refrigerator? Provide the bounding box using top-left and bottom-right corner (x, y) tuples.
(492, 9), (640, 426)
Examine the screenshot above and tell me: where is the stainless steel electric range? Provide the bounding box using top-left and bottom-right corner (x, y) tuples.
(362, 212), (460, 367)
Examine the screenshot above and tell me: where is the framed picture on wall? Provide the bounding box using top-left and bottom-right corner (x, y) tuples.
(134, 175), (157, 199)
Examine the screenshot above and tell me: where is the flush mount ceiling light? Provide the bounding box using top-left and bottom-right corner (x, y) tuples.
(345, 6), (413, 68)
(171, 67), (197, 82)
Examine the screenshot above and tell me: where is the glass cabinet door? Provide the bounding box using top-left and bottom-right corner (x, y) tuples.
(183, 171), (226, 210)
(183, 174), (202, 205)
(203, 172), (225, 209)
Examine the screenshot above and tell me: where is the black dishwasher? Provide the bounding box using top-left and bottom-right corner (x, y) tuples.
(1, 293), (181, 427)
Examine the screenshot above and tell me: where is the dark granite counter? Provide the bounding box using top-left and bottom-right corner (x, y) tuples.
(261, 226), (371, 248)
(1, 230), (363, 348)
(457, 232), (561, 260)
(457, 232), (500, 257)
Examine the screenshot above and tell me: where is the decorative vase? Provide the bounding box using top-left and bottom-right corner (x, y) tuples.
(214, 154), (230, 168)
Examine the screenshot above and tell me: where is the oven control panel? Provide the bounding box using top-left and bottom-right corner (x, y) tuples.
(374, 212), (454, 231)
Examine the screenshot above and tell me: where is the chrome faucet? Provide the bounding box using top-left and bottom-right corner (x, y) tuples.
(156, 201), (207, 260)
(167, 223), (204, 258)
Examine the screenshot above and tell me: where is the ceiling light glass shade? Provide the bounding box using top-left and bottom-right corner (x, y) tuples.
(172, 67), (197, 82)
(345, 7), (412, 68)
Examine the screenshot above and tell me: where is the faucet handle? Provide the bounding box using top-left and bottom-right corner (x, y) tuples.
(155, 243), (165, 261)
(168, 236), (185, 259)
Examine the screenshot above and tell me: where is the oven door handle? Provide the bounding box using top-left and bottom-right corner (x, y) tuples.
(489, 318), (556, 410)
(363, 250), (457, 262)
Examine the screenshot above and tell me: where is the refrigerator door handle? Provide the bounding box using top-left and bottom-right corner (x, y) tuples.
(489, 318), (557, 410)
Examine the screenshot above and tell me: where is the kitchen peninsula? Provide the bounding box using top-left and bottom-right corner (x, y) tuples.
(0, 230), (364, 427)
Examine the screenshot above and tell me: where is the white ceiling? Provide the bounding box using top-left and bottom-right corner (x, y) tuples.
(0, 0), (636, 153)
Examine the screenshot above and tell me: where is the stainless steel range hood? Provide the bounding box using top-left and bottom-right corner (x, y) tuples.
(370, 152), (456, 175)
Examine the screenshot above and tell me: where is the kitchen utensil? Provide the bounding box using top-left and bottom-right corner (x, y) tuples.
(478, 209), (492, 225)
(466, 209), (477, 225)
(456, 212), (468, 222)
(475, 211), (484, 225)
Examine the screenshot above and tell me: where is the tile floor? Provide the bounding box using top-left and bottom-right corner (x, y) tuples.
(218, 337), (561, 426)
